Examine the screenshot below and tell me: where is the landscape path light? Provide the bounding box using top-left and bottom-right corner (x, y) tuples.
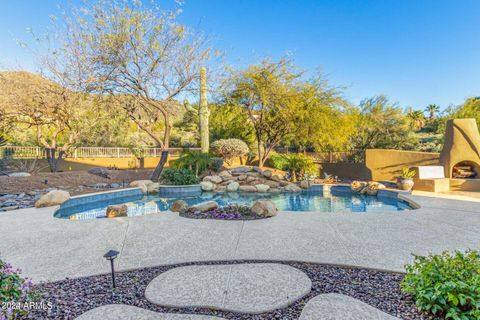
(103, 249), (119, 289)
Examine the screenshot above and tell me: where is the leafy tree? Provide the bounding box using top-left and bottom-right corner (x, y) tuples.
(0, 72), (84, 172)
(351, 96), (418, 151)
(224, 58), (303, 167)
(449, 97), (480, 127)
(287, 75), (355, 152)
(69, 0), (211, 180)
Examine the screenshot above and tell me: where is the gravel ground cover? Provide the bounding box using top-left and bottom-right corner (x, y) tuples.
(180, 204), (266, 220)
(0, 169), (153, 210)
(27, 260), (435, 320)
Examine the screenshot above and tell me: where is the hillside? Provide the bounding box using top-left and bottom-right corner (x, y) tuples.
(0, 70), (187, 120)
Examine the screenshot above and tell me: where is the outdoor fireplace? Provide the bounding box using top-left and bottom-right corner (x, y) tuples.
(439, 118), (480, 179)
(452, 161), (479, 179)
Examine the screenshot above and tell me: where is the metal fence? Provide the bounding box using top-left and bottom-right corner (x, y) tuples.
(0, 145), (363, 163)
(0, 146), (201, 159)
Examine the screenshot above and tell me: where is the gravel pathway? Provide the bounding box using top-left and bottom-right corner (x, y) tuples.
(27, 260), (436, 320)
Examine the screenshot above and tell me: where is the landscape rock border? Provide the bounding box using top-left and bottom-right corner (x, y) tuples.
(200, 166), (303, 194)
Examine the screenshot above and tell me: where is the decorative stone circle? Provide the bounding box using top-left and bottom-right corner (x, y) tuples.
(145, 263), (311, 314)
(75, 304), (226, 320)
(299, 293), (400, 320)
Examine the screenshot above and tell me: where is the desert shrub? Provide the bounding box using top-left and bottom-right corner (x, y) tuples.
(171, 151), (211, 176)
(209, 157), (224, 172)
(210, 139), (249, 165)
(401, 250), (480, 319)
(159, 168), (198, 185)
(270, 153), (317, 182)
(0, 259), (34, 318)
(267, 152), (289, 171)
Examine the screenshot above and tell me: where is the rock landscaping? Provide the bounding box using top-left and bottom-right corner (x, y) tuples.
(200, 166), (302, 193)
(0, 169), (153, 210)
(180, 203), (266, 220)
(26, 260), (431, 320)
(351, 180), (387, 196)
(176, 199), (278, 220)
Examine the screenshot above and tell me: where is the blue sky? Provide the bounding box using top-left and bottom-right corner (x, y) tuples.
(1, 0), (479, 110)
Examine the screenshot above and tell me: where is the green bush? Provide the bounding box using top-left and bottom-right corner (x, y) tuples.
(268, 153), (317, 182)
(171, 151), (211, 177)
(267, 152), (289, 171)
(1, 259), (34, 318)
(401, 250), (480, 319)
(210, 139), (249, 165)
(209, 157), (224, 172)
(159, 168), (198, 185)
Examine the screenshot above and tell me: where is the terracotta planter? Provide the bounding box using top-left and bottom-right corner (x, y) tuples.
(397, 178), (414, 191)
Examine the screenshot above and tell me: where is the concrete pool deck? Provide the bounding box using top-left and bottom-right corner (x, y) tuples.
(0, 192), (479, 283)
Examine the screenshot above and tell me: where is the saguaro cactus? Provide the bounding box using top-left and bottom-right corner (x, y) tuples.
(199, 66), (210, 153)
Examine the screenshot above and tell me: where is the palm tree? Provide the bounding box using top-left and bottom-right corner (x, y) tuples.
(173, 151), (211, 177)
(407, 110), (426, 130)
(425, 104), (440, 121)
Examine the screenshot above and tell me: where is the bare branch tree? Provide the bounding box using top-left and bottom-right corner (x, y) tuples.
(68, 0), (211, 180)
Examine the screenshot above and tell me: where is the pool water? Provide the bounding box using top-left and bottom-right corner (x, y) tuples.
(56, 188), (411, 220)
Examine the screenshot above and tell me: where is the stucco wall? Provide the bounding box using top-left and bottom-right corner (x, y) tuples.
(365, 149), (440, 181)
(319, 163), (371, 180)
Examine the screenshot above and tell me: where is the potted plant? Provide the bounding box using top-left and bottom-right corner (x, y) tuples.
(397, 168), (416, 191)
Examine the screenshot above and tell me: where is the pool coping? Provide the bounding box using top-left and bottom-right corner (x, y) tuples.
(54, 184), (419, 220)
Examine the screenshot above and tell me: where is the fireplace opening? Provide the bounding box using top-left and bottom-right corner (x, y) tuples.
(452, 161), (480, 179)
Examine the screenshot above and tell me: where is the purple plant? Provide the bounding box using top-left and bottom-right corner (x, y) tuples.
(0, 259), (34, 318)
(191, 204), (256, 220)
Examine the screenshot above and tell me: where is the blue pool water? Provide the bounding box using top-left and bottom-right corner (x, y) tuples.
(55, 187), (412, 220)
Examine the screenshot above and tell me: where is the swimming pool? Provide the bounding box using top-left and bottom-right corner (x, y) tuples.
(55, 186), (412, 220)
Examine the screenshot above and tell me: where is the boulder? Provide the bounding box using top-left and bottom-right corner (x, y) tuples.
(130, 180), (153, 194)
(366, 182), (386, 196)
(351, 181), (367, 193)
(200, 181), (215, 191)
(7, 172), (31, 177)
(231, 166), (251, 173)
(203, 175), (223, 184)
(214, 185), (227, 192)
(88, 167), (111, 179)
(190, 201), (218, 212)
(239, 185), (257, 192)
(227, 181), (240, 192)
(279, 180), (291, 187)
(147, 182), (160, 193)
(35, 190), (70, 208)
(299, 180), (310, 189)
(264, 180), (280, 188)
(106, 204), (128, 218)
(252, 166), (263, 174)
(237, 174), (247, 181)
(170, 200), (188, 213)
(246, 176), (258, 183)
(285, 184), (302, 192)
(262, 170), (273, 178)
(218, 171), (233, 179)
(255, 184), (270, 192)
(251, 199), (278, 217)
(110, 183), (122, 188)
